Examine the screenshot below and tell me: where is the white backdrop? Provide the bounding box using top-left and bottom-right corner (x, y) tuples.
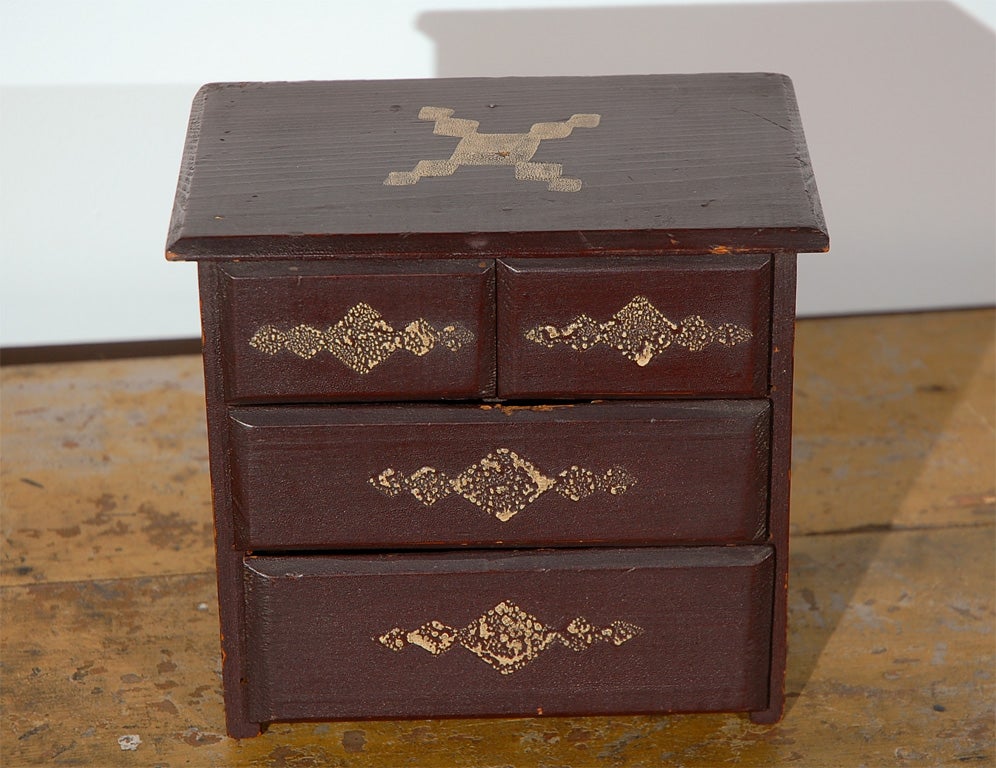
(1, 0), (993, 347)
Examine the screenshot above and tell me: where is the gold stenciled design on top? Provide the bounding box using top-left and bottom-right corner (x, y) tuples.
(525, 296), (753, 367)
(377, 601), (643, 674)
(249, 303), (474, 374)
(384, 107), (600, 192)
(370, 448), (635, 522)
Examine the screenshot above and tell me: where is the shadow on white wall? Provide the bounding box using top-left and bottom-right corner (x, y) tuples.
(419, 1), (996, 316)
(1, 1), (991, 347)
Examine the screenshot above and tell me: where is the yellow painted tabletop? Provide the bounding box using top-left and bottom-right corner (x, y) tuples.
(2, 309), (993, 767)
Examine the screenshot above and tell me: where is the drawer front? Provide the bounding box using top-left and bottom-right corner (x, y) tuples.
(228, 400), (770, 549)
(243, 546), (774, 722)
(218, 260), (495, 402)
(497, 255), (771, 398)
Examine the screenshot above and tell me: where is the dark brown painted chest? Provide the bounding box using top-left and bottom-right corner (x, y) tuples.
(166, 74), (828, 738)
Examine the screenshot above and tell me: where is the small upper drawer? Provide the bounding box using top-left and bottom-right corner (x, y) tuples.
(218, 260), (495, 403)
(227, 400), (770, 550)
(497, 255), (771, 398)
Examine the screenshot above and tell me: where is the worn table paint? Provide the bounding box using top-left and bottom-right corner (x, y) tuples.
(2, 309), (993, 766)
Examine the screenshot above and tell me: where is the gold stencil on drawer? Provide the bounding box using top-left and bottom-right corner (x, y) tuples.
(377, 601), (643, 674)
(525, 295), (752, 366)
(249, 302), (474, 374)
(370, 448), (636, 522)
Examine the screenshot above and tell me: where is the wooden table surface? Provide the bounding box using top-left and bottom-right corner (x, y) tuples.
(2, 309), (993, 767)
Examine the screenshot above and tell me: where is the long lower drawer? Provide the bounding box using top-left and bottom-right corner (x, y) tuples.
(228, 400), (771, 548)
(243, 545), (774, 722)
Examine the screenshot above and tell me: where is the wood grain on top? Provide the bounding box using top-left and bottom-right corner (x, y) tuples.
(166, 74), (828, 260)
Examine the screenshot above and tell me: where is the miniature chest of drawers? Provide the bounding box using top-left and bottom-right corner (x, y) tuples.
(166, 74), (828, 738)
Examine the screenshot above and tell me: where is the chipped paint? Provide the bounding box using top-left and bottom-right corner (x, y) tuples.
(481, 403), (574, 414)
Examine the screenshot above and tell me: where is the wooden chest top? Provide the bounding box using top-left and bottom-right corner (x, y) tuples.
(166, 73), (828, 259)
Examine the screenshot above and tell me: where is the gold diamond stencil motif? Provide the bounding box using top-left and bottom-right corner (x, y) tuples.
(370, 448), (636, 522)
(377, 601), (643, 674)
(249, 303), (474, 374)
(525, 296), (753, 367)
(384, 107), (601, 192)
